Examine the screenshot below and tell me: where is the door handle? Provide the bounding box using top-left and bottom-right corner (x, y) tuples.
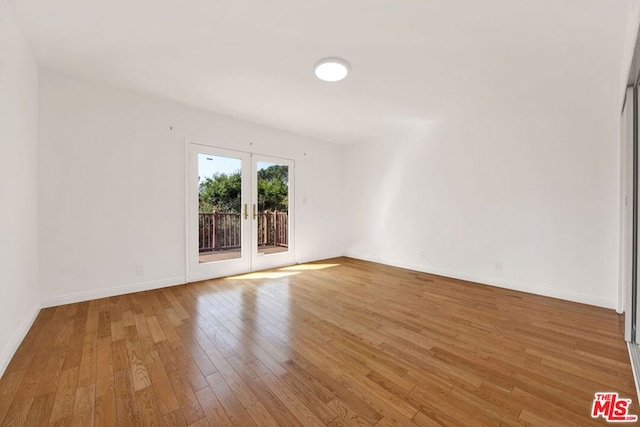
(243, 203), (248, 220)
(253, 204), (257, 220)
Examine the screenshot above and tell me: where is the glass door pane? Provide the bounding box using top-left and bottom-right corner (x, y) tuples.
(198, 153), (242, 263)
(252, 155), (295, 271)
(188, 144), (250, 282)
(256, 161), (289, 256)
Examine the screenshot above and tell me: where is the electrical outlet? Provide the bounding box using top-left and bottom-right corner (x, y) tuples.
(493, 261), (503, 271)
(419, 250), (426, 259)
(136, 265), (144, 276)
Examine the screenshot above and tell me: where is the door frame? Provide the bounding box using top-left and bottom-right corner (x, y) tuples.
(186, 143), (252, 282)
(620, 87), (635, 343)
(185, 140), (296, 282)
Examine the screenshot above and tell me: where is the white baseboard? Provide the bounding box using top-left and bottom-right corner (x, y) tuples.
(0, 252), (615, 379)
(0, 300), (41, 377)
(345, 252), (616, 309)
(39, 253), (347, 309)
(40, 276), (186, 308)
(2, 254), (350, 379)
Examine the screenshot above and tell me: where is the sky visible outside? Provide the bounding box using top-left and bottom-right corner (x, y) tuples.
(198, 153), (277, 182)
(257, 161), (277, 171)
(198, 153), (240, 182)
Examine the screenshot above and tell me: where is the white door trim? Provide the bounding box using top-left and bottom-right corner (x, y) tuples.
(186, 143), (251, 282)
(185, 141), (296, 282)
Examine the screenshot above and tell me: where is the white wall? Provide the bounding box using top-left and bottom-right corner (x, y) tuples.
(38, 70), (345, 306)
(345, 97), (622, 307)
(0, 0), (40, 373)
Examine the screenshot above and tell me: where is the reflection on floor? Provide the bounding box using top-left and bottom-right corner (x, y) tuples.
(2, 257), (635, 425)
(199, 245), (288, 263)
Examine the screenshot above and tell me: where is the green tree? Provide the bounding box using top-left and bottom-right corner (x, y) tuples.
(198, 165), (288, 213)
(257, 165), (288, 211)
(199, 171), (242, 213)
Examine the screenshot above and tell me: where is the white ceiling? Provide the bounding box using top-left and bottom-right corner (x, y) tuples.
(10, 0), (630, 144)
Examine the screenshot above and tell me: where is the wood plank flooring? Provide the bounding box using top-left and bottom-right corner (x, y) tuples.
(0, 257), (636, 426)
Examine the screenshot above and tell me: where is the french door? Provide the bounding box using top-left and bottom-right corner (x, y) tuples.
(187, 143), (294, 281)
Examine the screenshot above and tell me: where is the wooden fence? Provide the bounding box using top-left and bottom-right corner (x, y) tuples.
(258, 211), (288, 249)
(199, 212), (241, 252)
(199, 211), (288, 252)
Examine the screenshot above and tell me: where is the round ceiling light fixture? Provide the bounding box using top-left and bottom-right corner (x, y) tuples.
(314, 57), (350, 82)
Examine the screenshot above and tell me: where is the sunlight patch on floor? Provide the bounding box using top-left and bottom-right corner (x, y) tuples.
(227, 271), (300, 280)
(279, 263), (340, 271)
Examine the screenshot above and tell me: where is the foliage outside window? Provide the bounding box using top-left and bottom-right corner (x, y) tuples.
(199, 164), (288, 213)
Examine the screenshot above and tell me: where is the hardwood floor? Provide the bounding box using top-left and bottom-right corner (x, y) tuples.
(0, 257), (636, 426)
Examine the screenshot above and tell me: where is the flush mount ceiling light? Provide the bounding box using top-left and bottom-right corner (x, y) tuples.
(314, 57), (350, 82)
